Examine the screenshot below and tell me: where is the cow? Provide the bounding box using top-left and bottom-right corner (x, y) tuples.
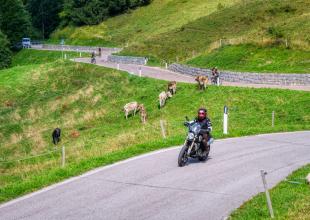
(159, 91), (172, 108)
(123, 101), (139, 119)
(195, 75), (209, 90)
(167, 81), (177, 95)
(52, 128), (61, 145)
(138, 104), (147, 124)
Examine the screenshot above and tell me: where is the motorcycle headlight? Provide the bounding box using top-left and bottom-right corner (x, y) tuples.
(187, 133), (195, 140)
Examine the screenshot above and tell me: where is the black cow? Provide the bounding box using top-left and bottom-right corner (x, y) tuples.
(52, 128), (61, 145)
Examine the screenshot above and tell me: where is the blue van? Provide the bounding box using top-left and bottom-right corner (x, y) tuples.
(22, 38), (31, 48)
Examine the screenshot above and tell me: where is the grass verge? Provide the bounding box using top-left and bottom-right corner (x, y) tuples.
(231, 164), (310, 219)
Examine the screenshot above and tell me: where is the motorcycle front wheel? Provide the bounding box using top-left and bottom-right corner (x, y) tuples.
(198, 145), (210, 161)
(178, 145), (189, 167)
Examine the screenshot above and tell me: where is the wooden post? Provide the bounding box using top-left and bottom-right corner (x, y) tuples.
(61, 145), (65, 167)
(261, 170), (275, 218)
(160, 120), (166, 139)
(272, 111), (275, 127)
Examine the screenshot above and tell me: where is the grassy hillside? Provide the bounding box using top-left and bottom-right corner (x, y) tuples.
(50, 0), (240, 46)
(51, 0), (310, 63)
(0, 50), (309, 202)
(12, 49), (86, 67)
(121, 0), (310, 61)
(231, 164), (310, 219)
(186, 44), (310, 73)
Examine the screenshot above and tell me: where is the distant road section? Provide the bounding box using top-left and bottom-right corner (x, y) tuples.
(1, 131), (309, 220)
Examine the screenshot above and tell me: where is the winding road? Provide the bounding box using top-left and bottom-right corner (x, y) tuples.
(1, 131), (309, 220)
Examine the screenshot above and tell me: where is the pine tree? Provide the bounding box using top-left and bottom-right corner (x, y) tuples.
(0, 30), (12, 69)
(0, 0), (31, 49)
(26, 0), (63, 39)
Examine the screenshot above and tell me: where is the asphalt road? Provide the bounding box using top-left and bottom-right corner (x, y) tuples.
(1, 131), (309, 220)
(74, 58), (310, 91)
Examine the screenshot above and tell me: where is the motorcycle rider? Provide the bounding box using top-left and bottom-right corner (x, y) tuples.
(196, 108), (214, 150)
(91, 51), (96, 64)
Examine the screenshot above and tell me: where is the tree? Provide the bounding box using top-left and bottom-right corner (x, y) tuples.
(0, 30), (12, 69)
(26, 0), (64, 39)
(61, 0), (152, 26)
(0, 0), (31, 49)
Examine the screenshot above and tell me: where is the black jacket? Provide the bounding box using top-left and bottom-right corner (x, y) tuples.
(196, 117), (212, 134)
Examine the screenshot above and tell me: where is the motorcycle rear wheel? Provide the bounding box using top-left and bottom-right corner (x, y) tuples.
(178, 145), (188, 167)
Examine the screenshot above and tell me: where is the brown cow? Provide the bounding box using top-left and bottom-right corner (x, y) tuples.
(167, 81), (177, 95)
(138, 104), (147, 124)
(195, 76), (209, 90)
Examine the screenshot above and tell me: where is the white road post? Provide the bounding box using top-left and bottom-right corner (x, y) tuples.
(117, 63), (120, 70)
(165, 62), (168, 69)
(160, 120), (166, 139)
(61, 145), (66, 167)
(223, 106), (228, 135)
(260, 170), (275, 218)
(217, 77), (220, 86)
(272, 111), (275, 127)
(139, 66), (142, 77)
(64, 54), (67, 59)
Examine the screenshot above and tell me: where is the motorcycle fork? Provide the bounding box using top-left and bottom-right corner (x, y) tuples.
(187, 139), (196, 156)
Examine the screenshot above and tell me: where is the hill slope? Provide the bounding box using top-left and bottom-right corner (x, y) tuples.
(51, 0), (310, 64)
(0, 50), (310, 202)
(121, 0), (310, 61)
(51, 0), (240, 46)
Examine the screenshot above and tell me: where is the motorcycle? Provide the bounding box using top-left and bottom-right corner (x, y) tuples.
(91, 57), (96, 64)
(211, 75), (220, 85)
(178, 117), (211, 167)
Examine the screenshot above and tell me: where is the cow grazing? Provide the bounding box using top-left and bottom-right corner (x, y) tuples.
(167, 81), (177, 95)
(138, 104), (147, 124)
(123, 101), (139, 119)
(159, 91), (172, 108)
(52, 128), (61, 145)
(195, 76), (209, 90)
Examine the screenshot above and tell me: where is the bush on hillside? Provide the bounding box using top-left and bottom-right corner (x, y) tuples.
(0, 31), (12, 69)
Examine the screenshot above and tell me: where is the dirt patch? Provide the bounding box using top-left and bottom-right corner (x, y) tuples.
(70, 130), (80, 138)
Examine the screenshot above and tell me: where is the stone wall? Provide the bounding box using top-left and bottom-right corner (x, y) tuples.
(168, 63), (310, 86)
(107, 55), (147, 65)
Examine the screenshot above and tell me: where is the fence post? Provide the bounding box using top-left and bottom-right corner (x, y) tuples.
(139, 66), (142, 77)
(160, 120), (166, 139)
(272, 111), (275, 127)
(223, 106), (228, 134)
(61, 145), (65, 167)
(260, 170), (275, 218)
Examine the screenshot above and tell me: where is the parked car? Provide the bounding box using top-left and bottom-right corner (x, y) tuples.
(22, 38), (31, 48)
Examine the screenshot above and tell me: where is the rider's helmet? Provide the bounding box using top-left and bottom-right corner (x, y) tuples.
(197, 108), (207, 121)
